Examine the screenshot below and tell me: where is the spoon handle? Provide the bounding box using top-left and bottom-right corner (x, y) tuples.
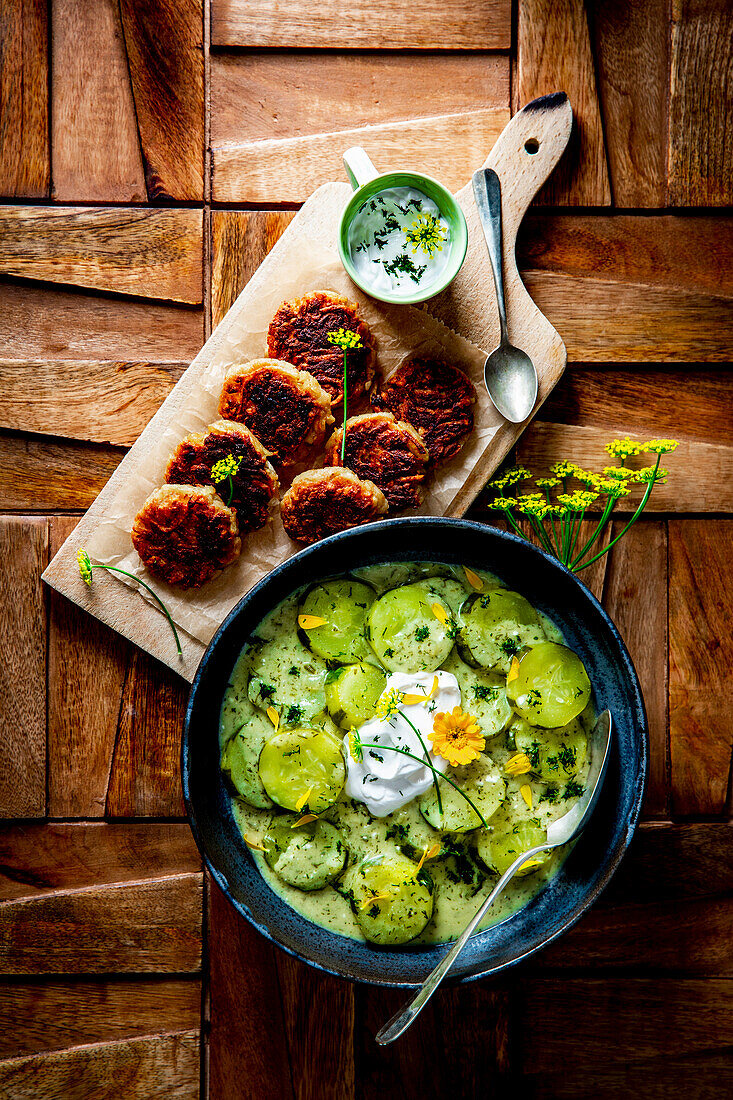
(375, 840), (553, 1046)
(472, 168), (509, 345)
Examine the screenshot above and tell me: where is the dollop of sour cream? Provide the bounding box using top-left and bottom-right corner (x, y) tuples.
(343, 670), (460, 817)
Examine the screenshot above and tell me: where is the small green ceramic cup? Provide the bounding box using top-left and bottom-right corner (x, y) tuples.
(337, 147), (468, 306)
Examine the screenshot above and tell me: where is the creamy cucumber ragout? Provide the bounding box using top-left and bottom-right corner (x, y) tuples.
(219, 562), (595, 947)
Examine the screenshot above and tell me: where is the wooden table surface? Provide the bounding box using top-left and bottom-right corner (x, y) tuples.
(1, 2), (732, 1097)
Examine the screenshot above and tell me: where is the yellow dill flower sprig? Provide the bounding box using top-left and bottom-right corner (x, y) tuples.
(77, 548), (181, 656)
(605, 437), (644, 459)
(644, 439), (678, 454)
(327, 328), (364, 461)
(211, 452), (242, 506)
(405, 212), (448, 257)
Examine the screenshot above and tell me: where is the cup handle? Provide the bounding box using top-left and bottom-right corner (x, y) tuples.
(343, 147), (379, 191)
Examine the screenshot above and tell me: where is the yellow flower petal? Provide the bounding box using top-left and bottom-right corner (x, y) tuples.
(298, 614), (328, 629)
(519, 858), (543, 872)
(507, 656), (521, 683)
(401, 692), (425, 706)
(505, 752), (532, 776)
(266, 706), (280, 730)
(291, 814), (318, 827)
(431, 602), (449, 627)
(244, 834), (266, 852)
(463, 566), (484, 591)
(295, 786), (312, 812)
(520, 783), (533, 809)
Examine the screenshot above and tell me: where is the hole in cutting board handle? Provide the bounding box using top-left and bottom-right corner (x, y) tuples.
(524, 138), (540, 154)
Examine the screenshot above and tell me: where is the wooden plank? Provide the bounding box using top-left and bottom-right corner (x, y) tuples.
(541, 367), (733, 448)
(603, 522), (668, 818)
(211, 0), (512, 49)
(119, 0), (204, 201)
(51, 0), (146, 202)
(522, 271), (733, 362)
(211, 211), (295, 328)
(0, 980), (200, 1058)
(0, 435), (124, 512)
(0, 823), (201, 901)
(515, 423), (733, 514)
(669, 520), (733, 816)
(276, 954), (355, 1100)
(0, 1031), (199, 1100)
(590, 0), (669, 207)
(211, 52), (510, 145)
(0, 361), (186, 447)
(212, 107), (510, 203)
(0, 517), (47, 819)
(0, 283), (204, 361)
(208, 880), (294, 1100)
(0, 874), (202, 975)
(105, 649), (189, 818)
(668, 0), (733, 206)
(517, 215), (733, 301)
(0, 208), (203, 304)
(516, 0), (611, 205)
(48, 516), (129, 818)
(0, 0), (49, 198)
(519, 1054), (733, 1100)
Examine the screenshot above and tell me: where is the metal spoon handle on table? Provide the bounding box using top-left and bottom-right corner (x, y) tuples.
(472, 168), (509, 345)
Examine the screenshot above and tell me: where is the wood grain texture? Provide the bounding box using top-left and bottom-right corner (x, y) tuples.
(51, 0), (146, 202)
(211, 52), (510, 145)
(668, 0), (733, 205)
(603, 522), (668, 817)
(0, 1030), (199, 1100)
(0, 207), (203, 304)
(208, 880), (294, 1100)
(211, 0), (512, 49)
(0, 435), (124, 512)
(0, 0), (49, 198)
(590, 0), (669, 206)
(119, 0), (204, 201)
(0, 518), (47, 819)
(106, 649), (188, 818)
(516, 0), (611, 205)
(669, 520), (733, 816)
(211, 210), (296, 327)
(0, 282), (204, 361)
(0, 361), (186, 447)
(0, 979), (201, 1057)
(212, 107), (510, 203)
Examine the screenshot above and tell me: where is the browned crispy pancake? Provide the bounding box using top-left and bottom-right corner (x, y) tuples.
(324, 411), (429, 511)
(281, 467), (387, 545)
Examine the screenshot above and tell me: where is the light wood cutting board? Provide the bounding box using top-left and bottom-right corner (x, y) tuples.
(42, 94), (573, 682)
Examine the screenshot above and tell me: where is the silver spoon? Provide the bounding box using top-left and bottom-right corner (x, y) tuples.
(376, 708), (613, 1046)
(472, 167), (539, 423)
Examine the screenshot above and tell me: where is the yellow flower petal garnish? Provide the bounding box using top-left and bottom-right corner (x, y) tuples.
(291, 814), (318, 828)
(266, 706), (280, 730)
(415, 841), (442, 875)
(298, 614), (328, 629)
(295, 786), (312, 812)
(505, 752), (532, 776)
(401, 692), (425, 706)
(520, 783), (533, 809)
(422, 675), (440, 707)
(429, 707), (485, 767)
(431, 602), (449, 627)
(519, 858), (543, 872)
(463, 566), (484, 591)
(507, 656), (520, 683)
(244, 834), (266, 851)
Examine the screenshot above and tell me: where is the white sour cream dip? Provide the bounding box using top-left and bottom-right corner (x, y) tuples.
(343, 670), (460, 817)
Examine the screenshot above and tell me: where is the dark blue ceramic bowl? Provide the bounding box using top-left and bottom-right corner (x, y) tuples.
(182, 519), (647, 987)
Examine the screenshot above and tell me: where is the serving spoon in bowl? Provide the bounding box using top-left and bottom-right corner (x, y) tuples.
(376, 709), (613, 1046)
(472, 167), (538, 423)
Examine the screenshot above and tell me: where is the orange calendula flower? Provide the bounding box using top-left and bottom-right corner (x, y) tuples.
(429, 707), (485, 766)
(298, 614), (328, 629)
(463, 566), (484, 591)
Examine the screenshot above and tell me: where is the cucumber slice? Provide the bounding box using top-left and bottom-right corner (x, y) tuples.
(324, 662), (387, 729)
(384, 807), (447, 861)
(418, 575), (470, 615)
(513, 717), (588, 781)
(342, 853), (434, 945)
(506, 642), (591, 728)
(476, 817), (550, 877)
(263, 816), (347, 890)
(458, 590), (546, 673)
(258, 728), (345, 813)
(221, 714), (274, 810)
(419, 755), (506, 833)
(366, 581), (456, 673)
(444, 652), (513, 738)
(247, 636), (327, 724)
(298, 579), (376, 663)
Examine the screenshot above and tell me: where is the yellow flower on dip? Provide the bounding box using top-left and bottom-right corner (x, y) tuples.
(298, 614), (328, 629)
(375, 687), (405, 721)
(520, 783), (533, 809)
(347, 727), (363, 763)
(505, 752), (532, 776)
(429, 707), (485, 766)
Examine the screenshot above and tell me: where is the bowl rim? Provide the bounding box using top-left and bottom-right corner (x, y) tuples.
(182, 518), (648, 987)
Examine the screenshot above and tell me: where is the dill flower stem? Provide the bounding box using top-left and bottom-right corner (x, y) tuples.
(567, 507), (587, 563)
(574, 455), (660, 573)
(527, 513), (556, 557)
(90, 564), (182, 655)
(544, 487), (562, 554)
(341, 351), (348, 463)
(570, 494), (616, 569)
(502, 507), (528, 543)
(399, 710), (443, 818)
